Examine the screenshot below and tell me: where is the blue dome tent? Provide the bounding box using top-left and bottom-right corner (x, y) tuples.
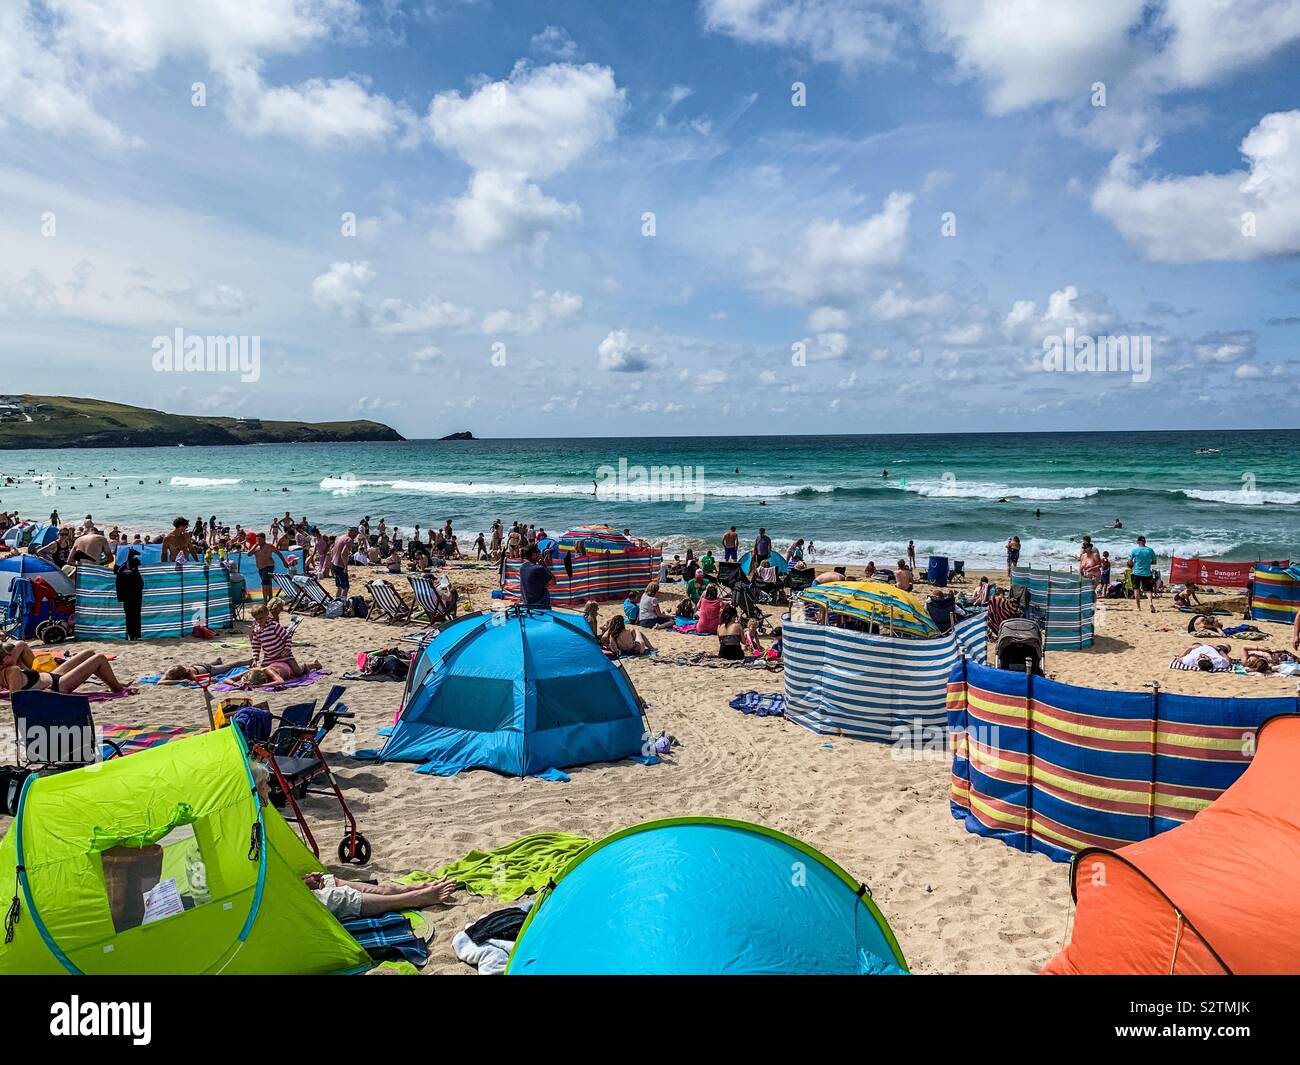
(740, 550), (790, 577)
(360, 608), (656, 780)
(507, 818), (909, 975)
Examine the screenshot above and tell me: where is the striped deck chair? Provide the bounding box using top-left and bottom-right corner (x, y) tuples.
(407, 574), (458, 625)
(271, 573), (306, 611)
(367, 578), (412, 624)
(293, 575), (337, 615)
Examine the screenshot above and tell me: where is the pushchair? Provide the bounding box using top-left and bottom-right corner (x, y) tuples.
(730, 582), (772, 635)
(215, 684), (372, 865)
(995, 618), (1044, 675)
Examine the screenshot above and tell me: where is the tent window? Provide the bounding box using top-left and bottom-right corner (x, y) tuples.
(101, 823), (212, 933)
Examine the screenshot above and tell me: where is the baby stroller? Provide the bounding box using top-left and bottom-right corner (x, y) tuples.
(730, 582), (771, 635)
(996, 618), (1044, 675)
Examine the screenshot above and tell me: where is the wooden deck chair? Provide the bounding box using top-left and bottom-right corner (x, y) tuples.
(406, 574), (458, 624)
(366, 578), (412, 624)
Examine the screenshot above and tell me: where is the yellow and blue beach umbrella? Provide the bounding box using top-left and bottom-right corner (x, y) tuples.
(799, 580), (938, 638)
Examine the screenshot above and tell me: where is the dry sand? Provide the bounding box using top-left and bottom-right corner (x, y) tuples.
(5, 561), (1295, 975)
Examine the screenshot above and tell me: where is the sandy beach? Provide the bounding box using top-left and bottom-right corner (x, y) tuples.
(9, 558), (1293, 976)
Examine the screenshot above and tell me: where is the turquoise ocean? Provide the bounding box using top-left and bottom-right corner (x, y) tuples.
(1, 430), (1296, 570)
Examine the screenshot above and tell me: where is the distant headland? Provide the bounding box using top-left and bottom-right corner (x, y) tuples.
(0, 395), (405, 450)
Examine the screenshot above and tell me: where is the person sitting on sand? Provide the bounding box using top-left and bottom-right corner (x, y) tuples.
(695, 584), (722, 636)
(249, 603), (301, 674)
(971, 577), (993, 607)
(685, 569), (708, 604)
(158, 656), (253, 685)
(601, 615), (654, 656)
(582, 600), (600, 636)
(1173, 581), (1202, 609)
(1176, 643), (1232, 671)
(1, 643), (131, 695)
(622, 592), (639, 624)
(717, 605), (745, 660)
(742, 618), (764, 657)
(637, 582), (674, 628)
(864, 561), (877, 579)
(894, 559), (913, 592)
(700, 549), (716, 576)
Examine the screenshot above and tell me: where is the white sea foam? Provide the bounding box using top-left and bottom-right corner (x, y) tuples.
(897, 480), (1103, 501)
(317, 477), (833, 499)
(1180, 488), (1300, 506)
(170, 476), (241, 487)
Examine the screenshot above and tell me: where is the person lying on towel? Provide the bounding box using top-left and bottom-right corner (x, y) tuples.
(230, 659), (321, 689)
(158, 656), (253, 684)
(1, 642), (132, 695)
(1176, 644), (1232, 671)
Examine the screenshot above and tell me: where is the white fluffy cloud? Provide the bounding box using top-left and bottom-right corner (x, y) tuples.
(481, 289), (583, 336)
(0, 1), (409, 148)
(597, 329), (654, 372)
(751, 191), (913, 303)
(428, 62), (624, 249)
(1092, 110), (1300, 262)
(225, 65), (416, 147)
(701, 0), (906, 67)
(310, 261), (474, 332)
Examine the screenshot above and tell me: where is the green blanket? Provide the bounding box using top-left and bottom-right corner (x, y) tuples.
(404, 832), (592, 901)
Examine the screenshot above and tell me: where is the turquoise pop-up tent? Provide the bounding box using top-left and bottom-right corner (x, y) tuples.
(360, 608), (656, 780)
(507, 818), (909, 975)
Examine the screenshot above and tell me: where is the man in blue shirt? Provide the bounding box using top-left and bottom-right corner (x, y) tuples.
(1129, 535), (1157, 613)
(753, 528), (772, 565)
(518, 545), (553, 609)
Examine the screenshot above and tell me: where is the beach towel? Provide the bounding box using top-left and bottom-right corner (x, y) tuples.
(404, 832), (592, 902)
(100, 723), (207, 758)
(647, 651), (768, 669)
(137, 665), (249, 687)
(728, 691), (786, 717)
(451, 898), (535, 975)
(212, 669), (329, 693)
(340, 911), (430, 966)
(1168, 655), (1232, 672)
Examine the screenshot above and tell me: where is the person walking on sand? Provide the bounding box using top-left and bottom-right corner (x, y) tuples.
(251, 532), (290, 602)
(1129, 535), (1158, 614)
(907, 540), (916, 571)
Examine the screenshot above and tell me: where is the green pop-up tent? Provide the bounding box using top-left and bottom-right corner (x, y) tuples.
(0, 727), (371, 975)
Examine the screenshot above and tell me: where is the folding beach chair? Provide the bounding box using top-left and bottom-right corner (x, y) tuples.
(290, 575), (338, 616)
(788, 567), (816, 593)
(715, 560), (743, 588)
(950, 561), (967, 583)
(271, 572), (306, 611)
(11, 690), (123, 772)
(366, 578), (413, 624)
(407, 574), (458, 625)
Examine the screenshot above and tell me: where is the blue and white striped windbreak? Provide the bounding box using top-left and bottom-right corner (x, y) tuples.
(74, 562), (234, 640)
(783, 612), (986, 742)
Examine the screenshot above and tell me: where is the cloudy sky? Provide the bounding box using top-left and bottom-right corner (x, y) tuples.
(3, 0), (1299, 437)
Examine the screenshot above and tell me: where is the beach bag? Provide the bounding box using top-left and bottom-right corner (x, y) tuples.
(348, 595), (369, 619)
(324, 599), (346, 619)
(0, 766), (32, 817)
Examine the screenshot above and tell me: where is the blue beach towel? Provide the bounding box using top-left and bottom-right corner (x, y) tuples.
(729, 691), (786, 716)
(341, 911), (430, 966)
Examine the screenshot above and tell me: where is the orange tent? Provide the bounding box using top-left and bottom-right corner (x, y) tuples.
(1043, 714), (1300, 975)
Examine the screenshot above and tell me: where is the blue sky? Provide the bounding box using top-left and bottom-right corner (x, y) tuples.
(2, 0), (1299, 437)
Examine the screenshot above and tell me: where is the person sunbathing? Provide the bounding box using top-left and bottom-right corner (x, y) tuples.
(1, 646), (131, 694)
(1187, 613), (1224, 636)
(232, 660), (321, 688)
(1238, 648), (1298, 673)
(1175, 643), (1232, 671)
(602, 615), (654, 656)
(303, 870), (455, 919)
(158, 657), (253, 684)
